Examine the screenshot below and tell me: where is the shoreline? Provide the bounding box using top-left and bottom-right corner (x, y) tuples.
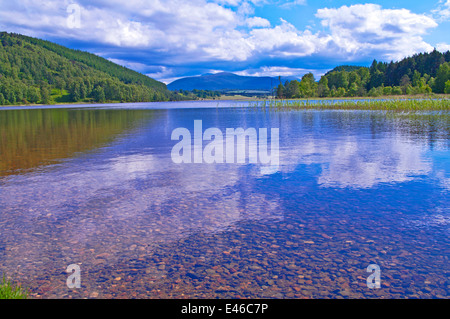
(1, 94), (449, 108)
(202, 93), (450, 101)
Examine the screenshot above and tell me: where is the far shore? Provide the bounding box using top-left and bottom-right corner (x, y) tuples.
(201, 93), (450, 101)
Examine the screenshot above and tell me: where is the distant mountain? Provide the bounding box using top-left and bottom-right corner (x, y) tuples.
(168, 72), (298, 92)
(0, 32), (174, 105)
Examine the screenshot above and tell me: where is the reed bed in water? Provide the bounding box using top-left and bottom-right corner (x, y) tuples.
(0, 275), (28, 299)
(252, 98), (450, 111)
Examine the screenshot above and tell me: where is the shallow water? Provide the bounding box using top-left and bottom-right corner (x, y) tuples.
(0, 101), (449, 298)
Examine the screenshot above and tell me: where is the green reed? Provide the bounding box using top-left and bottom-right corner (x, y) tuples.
(252, 98), (450, 111)
(0, 275), (28, 299)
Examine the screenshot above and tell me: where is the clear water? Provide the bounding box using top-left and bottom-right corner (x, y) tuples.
(0, 101), (449, 298)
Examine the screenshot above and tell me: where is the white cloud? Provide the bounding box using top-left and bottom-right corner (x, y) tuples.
(436, 42), (450, 52)
(246, 16), (271, 28)
(235, 66), (327, 79)
(0, 0), (240, 49)
(237, 1), (255, 16)
(279, 0), (307, 9)
(145, 66), (179, 84)
(248, 19), (331, 58)
(432, 0), (450, 21)
(316, 3), (437, 61)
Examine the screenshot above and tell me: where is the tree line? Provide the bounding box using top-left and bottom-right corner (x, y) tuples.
(276, 49), (450, 99)
(173, 89), (222, 99)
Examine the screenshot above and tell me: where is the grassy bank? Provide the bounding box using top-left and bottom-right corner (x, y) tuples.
(255, 98), (450, 111)
(0, 275), (28, 299)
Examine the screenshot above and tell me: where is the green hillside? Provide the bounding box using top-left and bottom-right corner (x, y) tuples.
(0, 32), (175, 105)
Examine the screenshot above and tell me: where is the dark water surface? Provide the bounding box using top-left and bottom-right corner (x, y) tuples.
(0, 101), (449, 298)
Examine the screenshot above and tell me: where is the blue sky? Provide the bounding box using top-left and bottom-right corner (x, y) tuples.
(1, 0), (449, 84)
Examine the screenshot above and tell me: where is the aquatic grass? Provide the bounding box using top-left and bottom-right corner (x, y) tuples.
(253, 98), (450, 112)
(0, 275), (28, 299)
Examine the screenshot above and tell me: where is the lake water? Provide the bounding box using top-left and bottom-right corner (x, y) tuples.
(0, 101), (449, 298)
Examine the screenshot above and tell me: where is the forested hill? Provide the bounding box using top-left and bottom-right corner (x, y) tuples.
(277, 49), (450, 99)
(0, 32), (174, 105)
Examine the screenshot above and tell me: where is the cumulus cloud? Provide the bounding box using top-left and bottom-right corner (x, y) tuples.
(316, 3), (437, 61)
(0, 0), (239, 49)
(246, 16), (271, 28)
(248, 19), (331, 58)
(437, 42), (450, 52)
(236, 66), (327, 80)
